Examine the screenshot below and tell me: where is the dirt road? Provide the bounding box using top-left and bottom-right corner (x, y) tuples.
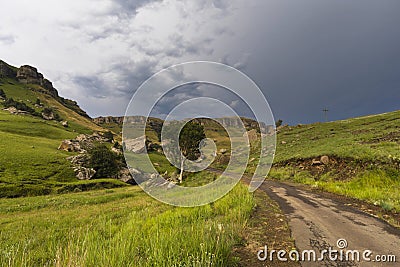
(259, 180), (400, 267)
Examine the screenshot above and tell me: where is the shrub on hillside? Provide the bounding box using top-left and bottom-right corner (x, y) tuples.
(4, 98), (37, 115)
(0, 89), (6, 98)
(87, 144), (120, 178)
(42, 107), (62, 121)
(102, 131), (114, 142)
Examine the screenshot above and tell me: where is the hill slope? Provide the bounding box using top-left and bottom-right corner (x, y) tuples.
(269, 110), (400, 215)
(0, 60), (122, 197)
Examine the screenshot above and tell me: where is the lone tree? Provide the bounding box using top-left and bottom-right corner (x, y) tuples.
(275, 119), (283, 128)
(177, 121), (206, 183)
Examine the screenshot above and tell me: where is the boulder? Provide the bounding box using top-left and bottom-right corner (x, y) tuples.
(118, 168), (136, 184)
(58, 140), (83, 152)
(42, 111), (55, 120)
(320, 155), (330, 165)
(4, 106), (18, 114)
(61, 121), (68, 127)
(75, 167), (96, 180)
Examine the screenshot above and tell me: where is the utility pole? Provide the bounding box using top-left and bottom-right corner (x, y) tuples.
(322, 108), (329, 122)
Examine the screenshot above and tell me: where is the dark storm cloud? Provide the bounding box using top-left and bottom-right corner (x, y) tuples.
(3, 0), (399, 123)
(72, 76), (109, 99)
(150, 83), (256, 120)
(241, 0), (400, 124)
(72, 59), (156, 98)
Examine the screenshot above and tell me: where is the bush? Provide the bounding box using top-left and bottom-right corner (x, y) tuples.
(103, 131), (114, 142)
(87, 144), (120, 178)
(0, 88), (6, 98)
(42, 107), (62, 121)
(4, 98), (37, 115)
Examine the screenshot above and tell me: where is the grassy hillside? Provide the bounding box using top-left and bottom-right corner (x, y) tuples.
(269, 110), (400, 214)
(0, 76), (119, 197)
(275, 110), (400, 162)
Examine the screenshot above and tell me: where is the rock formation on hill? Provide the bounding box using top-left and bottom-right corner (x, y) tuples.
(93, 116), (124, 124)
(0, 59), (90, 118)
(16, 65), (59, 97)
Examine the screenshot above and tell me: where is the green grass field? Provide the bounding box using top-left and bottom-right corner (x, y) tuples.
(0, 183), (254, 266)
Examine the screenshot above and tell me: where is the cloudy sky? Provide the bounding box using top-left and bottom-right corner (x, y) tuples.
(1, 0), (399, 124)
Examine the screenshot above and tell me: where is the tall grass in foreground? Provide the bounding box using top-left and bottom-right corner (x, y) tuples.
(317, 169), (400, 212)
(0, 184), (254, 266)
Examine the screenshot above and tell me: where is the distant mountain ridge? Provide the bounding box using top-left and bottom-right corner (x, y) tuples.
(94, 115), (273, 134)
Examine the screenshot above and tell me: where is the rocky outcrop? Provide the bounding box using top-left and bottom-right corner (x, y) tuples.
(3, 106), (29, 115)
(16, 65), (59, 97)
(67, 154), (96, 180)
(1, 60), (90, 118)
(76, 132), (110, 144)
(66, 146), (135, 183)
(4, 107), (18, 114)
(118, 168), (136, 184)
(0, 60), (17, 79)
(58, 140), (82, 152)
(58, 132), (110, 153)
(76, 167), (96, 180)
(93, 116), (149, 125)
(41, 110), (55, 120)
(93, 116), (163, 134)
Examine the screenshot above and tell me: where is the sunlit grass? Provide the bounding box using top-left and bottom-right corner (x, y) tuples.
(270, 167), (400, 212)
(0, 183), (254, 266)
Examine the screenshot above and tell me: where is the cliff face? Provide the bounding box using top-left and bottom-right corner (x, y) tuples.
(16, 65), (59, 97)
